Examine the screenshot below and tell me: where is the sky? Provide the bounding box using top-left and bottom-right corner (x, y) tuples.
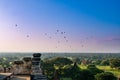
(0, 0), (120, 53)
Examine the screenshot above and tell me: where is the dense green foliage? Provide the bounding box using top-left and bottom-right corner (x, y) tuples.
(87, 64), (104, 75)
(110, 58), (120, 69)
(42, 58), (105, 80)
(100, 59), (109, 66)
(95, 72), (117, 80)
(0, 57), (19, 67)
(0, 53), (120, 80)
(48, 57), (73, 67)
(41, 57), (73, 80)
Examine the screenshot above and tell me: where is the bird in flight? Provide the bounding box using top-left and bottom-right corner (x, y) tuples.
(26, 35), (30, 38)
(45, 33), (47, 36)
(81, 45), (84, 47)
(61, 32), (63, 34)
(15, 24), (18, 27)
(64, 36), (66, 39)
(57, 30), (59, 32)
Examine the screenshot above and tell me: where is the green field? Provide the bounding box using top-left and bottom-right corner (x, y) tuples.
(60, 65), (120, 80)
(79, 65), (120, 77)
(97, 66), (120, 77)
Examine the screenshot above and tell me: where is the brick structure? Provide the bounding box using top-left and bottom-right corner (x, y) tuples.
(13, 61), (24, 75)
(31, 53), (47, 80)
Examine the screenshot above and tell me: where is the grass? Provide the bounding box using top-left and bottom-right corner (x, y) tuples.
(56, 64), (120, 78)
(96, 65), (120, 77)
(79, 65), (120, 77)
(96, 65), (111, 71)
(79, 65), (87, 69)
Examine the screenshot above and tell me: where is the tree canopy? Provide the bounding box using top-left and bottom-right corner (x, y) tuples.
(95, 72), (117, 80)
(110, 58), (120, 69)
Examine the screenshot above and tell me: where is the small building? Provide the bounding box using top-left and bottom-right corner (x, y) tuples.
(12, 57), (32, 75)
(12, 53), (47, 80)
(12, 61), (24, 75)
(22, 57), (32, 74)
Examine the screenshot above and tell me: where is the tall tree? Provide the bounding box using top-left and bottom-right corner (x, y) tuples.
(87, 64), (103, 75)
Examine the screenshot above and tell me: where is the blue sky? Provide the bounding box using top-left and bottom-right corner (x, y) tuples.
(0, 0), (120, 52)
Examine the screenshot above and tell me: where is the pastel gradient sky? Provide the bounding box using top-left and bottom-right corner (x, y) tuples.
(0, 0), (120, 53)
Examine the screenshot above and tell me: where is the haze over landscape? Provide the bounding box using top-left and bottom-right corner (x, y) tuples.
(0, 0), (120, 53)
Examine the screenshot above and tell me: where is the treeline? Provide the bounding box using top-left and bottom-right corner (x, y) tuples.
(41, 57), (119, 80)
(0, 53), (120, 80)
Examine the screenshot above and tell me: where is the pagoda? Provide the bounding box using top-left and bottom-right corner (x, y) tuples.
(31, 53), (47, 80)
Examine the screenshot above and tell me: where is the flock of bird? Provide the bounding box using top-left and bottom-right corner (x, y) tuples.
(15, 24), (30, 38)
(44, 29), (70, 49)
(14, 24), (94, 50)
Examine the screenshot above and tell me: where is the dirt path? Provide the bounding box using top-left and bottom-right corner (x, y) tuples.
(11, 76), (30, 80)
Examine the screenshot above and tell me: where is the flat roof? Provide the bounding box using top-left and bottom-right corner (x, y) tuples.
(0, 73), (12, 80)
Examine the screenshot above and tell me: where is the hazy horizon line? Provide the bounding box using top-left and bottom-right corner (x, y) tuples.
(0, 52), (120, 54)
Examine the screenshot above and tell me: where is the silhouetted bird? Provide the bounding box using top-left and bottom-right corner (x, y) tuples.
(64, 36), (66, 39)
(45, 33), (47, 35)
(26, 35), (30, 38)
(57, 30), (59, 32)
(61, 32), (63, 34)
(15, 24), (18, 27)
